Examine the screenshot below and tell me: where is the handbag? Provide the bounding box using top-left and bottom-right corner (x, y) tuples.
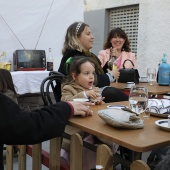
(118, 59), (140, 84)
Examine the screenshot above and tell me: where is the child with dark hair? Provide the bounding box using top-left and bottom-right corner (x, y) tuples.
(61, 56), (106, 169)
(61, 56), (104, 103)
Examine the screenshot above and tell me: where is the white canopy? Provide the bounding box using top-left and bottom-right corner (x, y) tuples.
(0, 0), (84, 70)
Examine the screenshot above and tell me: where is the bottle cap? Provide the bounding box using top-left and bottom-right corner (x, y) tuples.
(162, 54), (167, 63)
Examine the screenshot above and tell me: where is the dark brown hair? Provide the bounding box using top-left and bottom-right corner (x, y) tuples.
(104, 27), (131, 52)
(64, 56), (97, 85)
(0, 69), (17, 97)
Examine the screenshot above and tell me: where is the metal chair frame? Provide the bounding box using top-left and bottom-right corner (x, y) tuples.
(40, 73), (64, 106)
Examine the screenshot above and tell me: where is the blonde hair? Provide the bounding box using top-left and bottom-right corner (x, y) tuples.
(62, 22), (89, 54)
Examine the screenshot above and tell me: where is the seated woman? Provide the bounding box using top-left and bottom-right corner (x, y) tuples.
(58, 21), (128, 103)
(98, 27), (137, 73)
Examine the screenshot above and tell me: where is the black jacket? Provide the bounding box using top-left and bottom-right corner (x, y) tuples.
(58, 49), (110, 88)
(0, 92), (72, 145)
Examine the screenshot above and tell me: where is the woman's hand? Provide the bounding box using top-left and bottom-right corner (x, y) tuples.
(107, 68), (120, 80)
(112, 68), (120, 80)
(110, 47), (119, 57)
(68, 101), (94, 117)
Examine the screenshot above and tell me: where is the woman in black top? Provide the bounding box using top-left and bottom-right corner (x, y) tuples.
(58, 21), (128, 102)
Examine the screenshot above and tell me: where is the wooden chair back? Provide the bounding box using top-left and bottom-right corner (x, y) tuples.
(130, 160), (151, 170)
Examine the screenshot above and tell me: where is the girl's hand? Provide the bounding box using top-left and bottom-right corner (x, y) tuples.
(94, 97), (105, 105)
(85, 89), (100, 99)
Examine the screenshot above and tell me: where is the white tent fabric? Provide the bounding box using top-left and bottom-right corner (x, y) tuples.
(0, 0), (83, 70)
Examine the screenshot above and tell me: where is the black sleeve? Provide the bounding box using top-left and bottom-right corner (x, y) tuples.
(103, 62), (109, 73)
(89, 52), (110, 87)
(96, 74), (110, 87)
(0, 93), (71, 145)
(58, 55), (67, 75)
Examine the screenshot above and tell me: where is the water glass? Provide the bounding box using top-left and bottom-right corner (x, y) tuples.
(147, 68), (156, 85)
(129, 86), (149, 118)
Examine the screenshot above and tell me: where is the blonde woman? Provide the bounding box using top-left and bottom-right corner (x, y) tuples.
(58, 22), (128, 103)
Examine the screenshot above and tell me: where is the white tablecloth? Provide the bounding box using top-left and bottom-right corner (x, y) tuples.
(11, 71), (50, 95)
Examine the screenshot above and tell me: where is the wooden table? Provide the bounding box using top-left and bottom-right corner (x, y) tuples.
(69, 102), (170, 163)
(111, 82), (170, 95)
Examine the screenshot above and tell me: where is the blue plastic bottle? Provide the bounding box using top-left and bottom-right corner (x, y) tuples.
(158, 54), (170, 86)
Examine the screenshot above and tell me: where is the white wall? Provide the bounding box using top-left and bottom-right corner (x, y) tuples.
(0, 0), (83, 71)
(84, 0), (170, 76)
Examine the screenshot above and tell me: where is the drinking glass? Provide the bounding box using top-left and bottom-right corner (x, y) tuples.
(147, 68), (156, 85)
(108, 56), (118, 82)
(129, 86), (149, 118)
(108, 56), (116, 71)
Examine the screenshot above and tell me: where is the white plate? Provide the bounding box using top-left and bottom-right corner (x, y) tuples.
(155, 119), (170, 131)
(73, 98), (89, 102)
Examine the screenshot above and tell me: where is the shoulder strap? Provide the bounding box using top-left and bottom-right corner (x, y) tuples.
(123, 59), (134, 68)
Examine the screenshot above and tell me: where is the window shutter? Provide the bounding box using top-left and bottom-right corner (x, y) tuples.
(109, 5), (139, 56)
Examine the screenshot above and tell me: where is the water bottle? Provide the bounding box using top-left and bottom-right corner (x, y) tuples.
(47, 48), (53, 71)
(158, 54), (170, 86)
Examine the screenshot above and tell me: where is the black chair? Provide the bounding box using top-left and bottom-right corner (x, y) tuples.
(48, 71), (65, 77)
(40, 72), (84, 156)
(40, 74), (64, 106)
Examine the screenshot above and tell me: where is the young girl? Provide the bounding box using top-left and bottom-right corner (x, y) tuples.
(61, 56), (104, 170)
(0, 68), (18, 170)
(61, 56), (104, 103)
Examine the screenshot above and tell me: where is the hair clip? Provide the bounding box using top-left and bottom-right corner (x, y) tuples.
(75, 22), (83, 34)
(65, 57), (73, 75)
